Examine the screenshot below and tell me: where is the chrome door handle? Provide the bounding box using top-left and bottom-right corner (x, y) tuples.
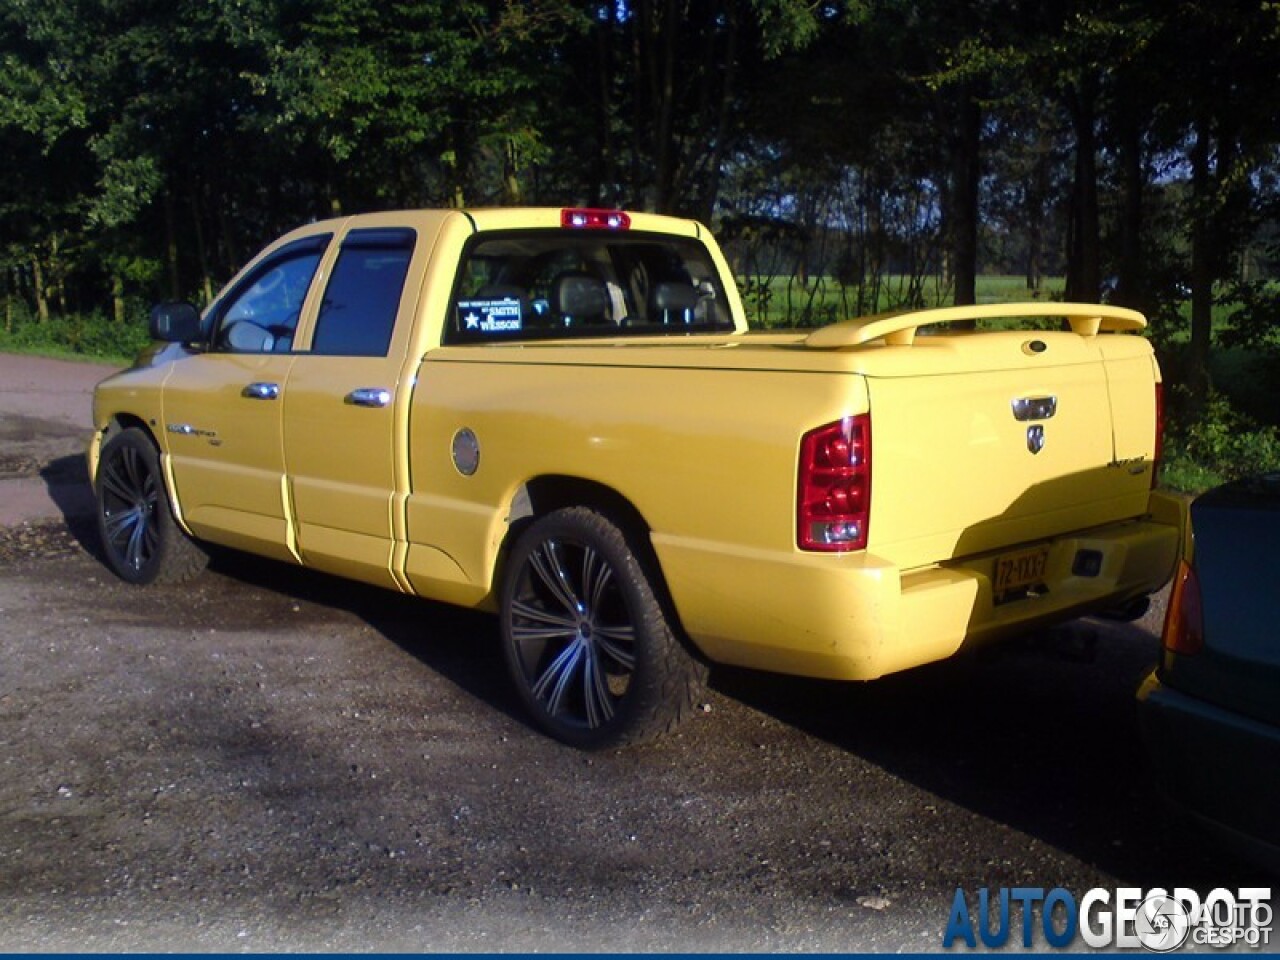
(241, 382), (280, 400)
(344, 388), (392, 408)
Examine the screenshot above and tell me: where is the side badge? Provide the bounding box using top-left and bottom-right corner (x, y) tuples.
(451, 428), (480, 476)
(1027, 425), (1045, 455)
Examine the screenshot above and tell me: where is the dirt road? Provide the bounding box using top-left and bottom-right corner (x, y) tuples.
(0, 352), (1268, 951)
(0, 353), (119, 527)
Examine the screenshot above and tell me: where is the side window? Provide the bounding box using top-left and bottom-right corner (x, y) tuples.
(311, 228), (416, 357)
(212, 235), (329, 354)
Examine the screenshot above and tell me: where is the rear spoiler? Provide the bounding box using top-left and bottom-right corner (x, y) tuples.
(803, 302), (1146, 349)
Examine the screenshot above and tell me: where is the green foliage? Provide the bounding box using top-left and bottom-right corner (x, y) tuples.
(0, 304), (150, 364)
(1162, 386), (1280, 493)
(0, 0), (1278, 504)
(87, 150), (164, 230)
(1221, 290), (1280, 352)
(739, 276), (776, 326)
(750, 0), (855, 58)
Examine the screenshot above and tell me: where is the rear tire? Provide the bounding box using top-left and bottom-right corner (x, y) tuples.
(96, 427), (208, 585)
(500, 507), (708, 749)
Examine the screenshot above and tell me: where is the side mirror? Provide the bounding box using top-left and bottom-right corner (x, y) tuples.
(149, 301), (202, 342)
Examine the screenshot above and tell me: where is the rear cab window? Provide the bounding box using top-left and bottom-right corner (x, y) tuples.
(444, 232), (734, 344)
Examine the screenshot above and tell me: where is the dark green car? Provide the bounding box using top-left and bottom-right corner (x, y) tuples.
(1138, 473), (1280, 870)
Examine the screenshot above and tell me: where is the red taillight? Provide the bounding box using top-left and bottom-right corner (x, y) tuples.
(798, 415), (871, 552)
(561, 208), (631, 230)
(1157, 381), (1167, 488)
(1161, 559), (1204, 655)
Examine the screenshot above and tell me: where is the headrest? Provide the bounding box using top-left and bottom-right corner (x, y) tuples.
(553, 272), (609, 318)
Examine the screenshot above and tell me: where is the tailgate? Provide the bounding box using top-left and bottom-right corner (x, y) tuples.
(863, 332), (1158, 570)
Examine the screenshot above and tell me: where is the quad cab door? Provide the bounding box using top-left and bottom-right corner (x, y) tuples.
(161, 233), (331, 561)
(282, 223), (439, 590)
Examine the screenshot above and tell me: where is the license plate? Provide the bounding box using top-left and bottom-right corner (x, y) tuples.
(993, 545), (1050, 594)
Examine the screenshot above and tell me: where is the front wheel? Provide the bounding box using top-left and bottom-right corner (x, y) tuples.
(95, 427), (208, 585)
(500, 507), (708, 749)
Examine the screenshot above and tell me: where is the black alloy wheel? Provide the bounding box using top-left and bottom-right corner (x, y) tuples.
(500, 506), (707, 749)
(96, 427), (207, 585)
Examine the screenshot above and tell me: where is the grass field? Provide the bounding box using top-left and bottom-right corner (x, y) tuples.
(740, 274), (1067, 328)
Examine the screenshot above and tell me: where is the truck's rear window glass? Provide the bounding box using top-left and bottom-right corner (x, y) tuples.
(311, 228), (415, 357)
(445, 232), (733, 343)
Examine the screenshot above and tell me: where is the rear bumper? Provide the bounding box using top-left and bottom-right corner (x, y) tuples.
(1137, 669), (1280, 860)
(655, 504), (1181, 681)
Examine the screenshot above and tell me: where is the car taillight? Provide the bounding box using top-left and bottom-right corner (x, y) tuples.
(798, 415), (871, 552)
(561, 208), (631, 230)
(1152, 382), (1164, 489)
(1161, 559), (1204, 655)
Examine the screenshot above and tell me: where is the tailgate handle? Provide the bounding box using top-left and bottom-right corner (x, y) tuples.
(1012, 396), (1057, 421)
(345, 388), (392, 409)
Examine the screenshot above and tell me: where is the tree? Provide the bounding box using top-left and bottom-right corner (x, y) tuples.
(1155, 0), (1280, 399)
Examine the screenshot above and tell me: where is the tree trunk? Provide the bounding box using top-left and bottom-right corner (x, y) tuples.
(163, 190), (180, 300)
(51, 233), (68, 315)
(653, 0), (679, 212)
(1025, 220), (1042, 293)
(951, 92), (981, 308)
(112, 273), (126, 325)
(1115, 91), (1146, 312)
(447, 118), (471, 209)
(1187, 121), (1214, 402)
(692, 1), (738, 224)
(217, 202), (240, 277)
(190, 188), (214, 305)
(591, 7), (616, 206)
(629, 0), (648, 208)
(31, 255), (50, 322)
(1025, 128), (1050, 293)
(1064, 80), (1100, 303)
(502, 139), (522, 205)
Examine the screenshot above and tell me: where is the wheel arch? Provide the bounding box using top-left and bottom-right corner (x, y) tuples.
(90, 413), (159, 485)
(497, 475), (693, 644)
(103, 413), (156, 444)
(507, 474), (651, 541)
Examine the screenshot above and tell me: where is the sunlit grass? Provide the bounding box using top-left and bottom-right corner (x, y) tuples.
(739, 274), (1068, 328)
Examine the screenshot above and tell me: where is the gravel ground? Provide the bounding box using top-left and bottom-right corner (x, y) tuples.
(0, 528), (1270, 953)
(0, 353), (1271, 952)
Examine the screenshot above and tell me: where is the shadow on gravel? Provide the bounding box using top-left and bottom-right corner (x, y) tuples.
(39, 454), (100, 558)
(203, 550), (525, 729)
(709, 625), (1273, 889)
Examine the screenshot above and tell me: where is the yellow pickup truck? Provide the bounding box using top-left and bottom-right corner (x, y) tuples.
(89, 207), (1182, 747)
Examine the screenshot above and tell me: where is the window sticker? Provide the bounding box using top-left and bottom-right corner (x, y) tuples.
(458, 298), (523, 334)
